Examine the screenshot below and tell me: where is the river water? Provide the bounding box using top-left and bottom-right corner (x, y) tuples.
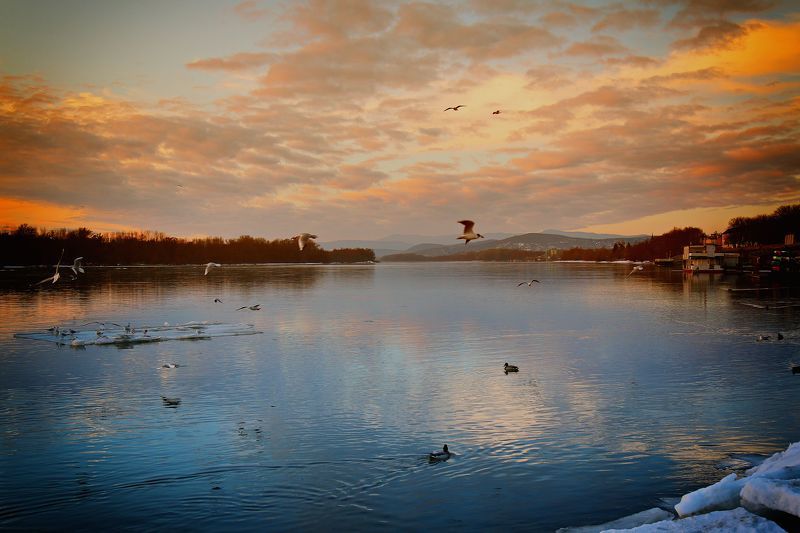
(1, 262), (799, 531)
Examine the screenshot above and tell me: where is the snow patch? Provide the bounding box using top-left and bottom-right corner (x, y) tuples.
(742, 477), (800, 518)
(674, 473), (746, 517)
(602, 507), (783, 532)
(748, 442), (800, 476)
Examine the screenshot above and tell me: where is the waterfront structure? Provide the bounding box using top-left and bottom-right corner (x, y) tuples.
(682, 243), (739, 273)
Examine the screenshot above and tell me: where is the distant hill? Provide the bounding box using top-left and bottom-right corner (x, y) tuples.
(405, 232), (647, 257)
(380, 232), (515, 245)
(324, 231), (648, 258)
(542, 229), (649, 240)
(322, 233), (515, 257)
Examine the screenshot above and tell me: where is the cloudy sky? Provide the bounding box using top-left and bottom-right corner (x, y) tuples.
(1, 0), (798, 240)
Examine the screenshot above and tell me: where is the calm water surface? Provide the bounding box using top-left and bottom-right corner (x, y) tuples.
(1, 263), (799, 531)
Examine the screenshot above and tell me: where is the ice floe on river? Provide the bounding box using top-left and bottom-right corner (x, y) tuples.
(564, 441), (800, 531)
(604, 507), (784, 532)
(14, 321), (261, 346)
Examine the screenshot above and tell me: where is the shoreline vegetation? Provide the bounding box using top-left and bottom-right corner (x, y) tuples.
(0, 225), (375, 266)
(382, 226), (706, 262)
(383, 205), (799, 263)
(2, 204), (796, 266)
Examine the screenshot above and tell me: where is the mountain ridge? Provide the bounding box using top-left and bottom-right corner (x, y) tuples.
(322, 230), (646, 256)
(392, 232), (648, 258)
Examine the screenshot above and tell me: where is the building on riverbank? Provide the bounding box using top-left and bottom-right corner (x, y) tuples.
(682, 243), (739, 273)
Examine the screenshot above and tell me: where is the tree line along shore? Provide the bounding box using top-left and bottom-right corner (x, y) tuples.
(2, 204), (797, 266)
(0, 225), (375, 266)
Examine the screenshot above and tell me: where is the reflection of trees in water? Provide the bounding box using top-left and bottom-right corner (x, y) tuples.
(0, 264), (375, 297)
(0, 265), (375, 333)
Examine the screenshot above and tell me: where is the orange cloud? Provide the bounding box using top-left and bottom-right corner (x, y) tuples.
(394, 2), (562, 60)
(286, 0), (394, 39)
(2, 3), (799, 240)
(233, 0), (269, 21)
(665, 19), (800, 78)
(592, 8), (660, 32)
(511, 150), (574, 171)
(668, 0), (777, 29)
(186, 52), (274, 72)
(561, 35), (628, 57)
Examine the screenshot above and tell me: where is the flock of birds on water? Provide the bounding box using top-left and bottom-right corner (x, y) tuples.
(28, 219), (796, 459)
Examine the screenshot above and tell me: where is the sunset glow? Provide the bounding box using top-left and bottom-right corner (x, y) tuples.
(1, 0), (798, 239)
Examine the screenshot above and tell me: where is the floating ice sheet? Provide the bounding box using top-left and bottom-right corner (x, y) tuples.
(602, 507), (783, 532)
(14, 321), (262, 347)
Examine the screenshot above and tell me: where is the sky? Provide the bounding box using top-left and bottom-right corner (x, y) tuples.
(1, 0), (798, 240)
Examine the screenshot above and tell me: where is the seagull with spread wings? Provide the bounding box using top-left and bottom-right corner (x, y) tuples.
(34, 249), (65, 285)
(627, 265), (644, 277)
(294, 233), (318, 251)
(444, 105), (465, 111)
(457, 220), (484, 245)
(70, 257), (85, 275)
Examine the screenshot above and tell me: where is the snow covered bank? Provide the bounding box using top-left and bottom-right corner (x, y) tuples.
(742, 477), (800, 517)
(604, 507), (783, 532)
(563, 440), (800, 531)
(674, 442), (800, 518)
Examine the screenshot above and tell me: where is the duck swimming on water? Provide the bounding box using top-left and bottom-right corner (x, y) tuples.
(429, 444), (451, 462)
(504, 362), (519, 373)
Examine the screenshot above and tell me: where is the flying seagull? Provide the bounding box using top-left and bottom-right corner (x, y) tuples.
(517, 279), (540, 286)
(70, 257), (85, 275)
(457, 220), (484, 245)
(237, 304), (261, 311)
(34, 248), (65, 285)
(204, 262), (221, 276)
(213, 298), (223, 303)
(294, 233), (318, 251)
(627, 265), (644, 277)
(444, 105), (465, 111)
(492, 110), (501, 115)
